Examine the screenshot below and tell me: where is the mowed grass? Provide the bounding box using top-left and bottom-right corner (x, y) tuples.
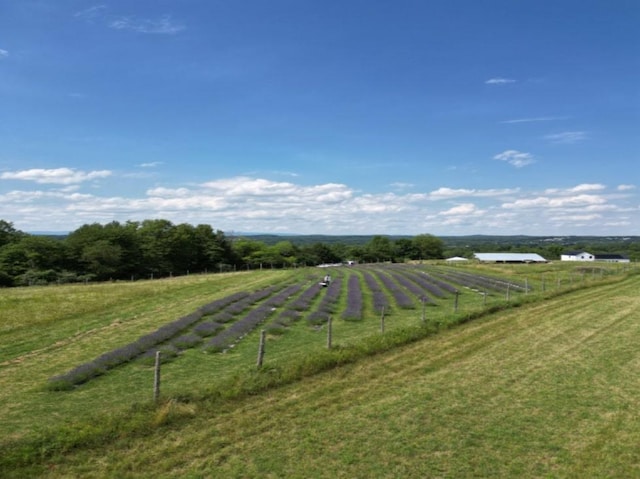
(0, 269), (294, 436)
(1, 266), (639, 478)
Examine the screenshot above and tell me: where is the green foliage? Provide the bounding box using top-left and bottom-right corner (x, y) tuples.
(0, 266), (637, 477)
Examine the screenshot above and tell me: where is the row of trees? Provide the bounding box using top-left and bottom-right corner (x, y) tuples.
(0, 219), (445, 287)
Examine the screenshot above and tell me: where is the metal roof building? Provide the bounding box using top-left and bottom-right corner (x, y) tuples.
(473, 253), (547, 263)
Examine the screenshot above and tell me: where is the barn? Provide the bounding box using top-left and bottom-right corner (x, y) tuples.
(561, 251), (630, 263)
(473, 253), (547, 264)
(561, 251), (594, 261)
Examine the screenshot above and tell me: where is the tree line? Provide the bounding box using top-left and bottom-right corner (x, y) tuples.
(0, 219), (445, 287)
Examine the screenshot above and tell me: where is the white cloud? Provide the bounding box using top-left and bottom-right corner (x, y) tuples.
(439, 203), (483, 216)
(618, 184), (636, 191)
(543, 184), (606, 195)
(75, 6), (184, 34)
(138, 161), (163, 168)
(429, 187), (519, 199)
(0, 49), (8, 59)
(390, 182), (414, 191)
(568, 183), (605, 193)
(74, 5), (107, 19)
(109, 15), (185, 34)
(544, 131), (587, 144)
(0, 168), (111, 185)
(500, 117), (566, 124)
(2, 175), (637, 236)
(493, 150), (535, 168)
(502, 194), (607, 209)
(485, 77), (516, 85)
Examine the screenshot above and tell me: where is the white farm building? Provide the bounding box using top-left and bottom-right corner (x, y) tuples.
(561, 251), (630, 263)
(473, 253), (547, 263)
(561, 251), (595, 261)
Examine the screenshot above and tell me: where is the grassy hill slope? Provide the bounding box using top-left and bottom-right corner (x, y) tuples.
(2, 271), (639, 478)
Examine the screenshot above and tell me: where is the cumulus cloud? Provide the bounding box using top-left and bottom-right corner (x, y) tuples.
(0, 168), (111, 185)
(544, 131), (587, 144)
(502, 194), (607, 209)
(493, 150), (535, 168)
(1, 175), (637, 235)
(485, 77), (516, 85)
(618, 184), (636, 191)
(439, 203), (483, 216)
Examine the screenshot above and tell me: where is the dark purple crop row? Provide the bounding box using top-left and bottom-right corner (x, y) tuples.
(49, 265), (521, 390)
(341, 274), (363, 321)
(362, 271), (389, 314)
(372, 270), (415, 309)
(307, 276), (343, 325)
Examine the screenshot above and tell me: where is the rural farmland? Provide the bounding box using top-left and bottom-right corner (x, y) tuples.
(1, 261), (638, 478)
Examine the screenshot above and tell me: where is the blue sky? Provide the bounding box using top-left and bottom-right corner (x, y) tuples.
(1, 0), (638, 235)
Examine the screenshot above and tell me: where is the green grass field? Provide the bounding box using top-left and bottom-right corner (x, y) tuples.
(1, 263), (638, 477)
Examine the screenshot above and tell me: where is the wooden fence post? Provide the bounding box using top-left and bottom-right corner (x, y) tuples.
(380, 308), (385, 333)
(506, 284), (510, 301)
(327, 315), (332, 349)
(421, 298), (426, 323)
(153, 351), (161, 403)
(454, 291), (459, 313)
(256, 329), (266, 368)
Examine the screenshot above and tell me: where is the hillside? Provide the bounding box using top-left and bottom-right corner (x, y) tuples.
(1, 266), (639, 477)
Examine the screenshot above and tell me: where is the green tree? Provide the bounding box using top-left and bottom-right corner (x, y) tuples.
(412, 234), (444, 260)
(0, 220), (25, 248)
(137, 219), (174, 276)
(0, 235), (68, 285)
(365, 235), (394, 262)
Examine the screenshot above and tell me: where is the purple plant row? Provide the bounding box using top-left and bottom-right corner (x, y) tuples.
(413, 269), (459, 294)
(308, 277), (343, 324)
(47, 284), (288, 389)
(362, 270), (390, 314)
(399, 270), (449, 297)
(204, 304), (276, 352)
(175, 283), (307, 353)
(386, 271), (433, 303)
(341, 274), (363, 321)
(289, 281), (324, 311)
(372, 271), (415, 309)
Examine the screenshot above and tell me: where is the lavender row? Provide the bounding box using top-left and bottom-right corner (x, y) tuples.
(399, 270), (449, 297)
(414, 269), (459, 294)
(48, 309), (206, 388)
(307, 277), (343, 324)
(362, 271), (389, 313)
(372, 271), (415, 309)
(204, 304), (276, 352)
(289, 281), (324, 311)
(47, 286), (281, 388)
(341, 274), (363, 321)
(386, 271), (433, 303)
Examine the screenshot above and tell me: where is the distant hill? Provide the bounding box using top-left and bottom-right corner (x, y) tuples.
(236, 233), (639, 248)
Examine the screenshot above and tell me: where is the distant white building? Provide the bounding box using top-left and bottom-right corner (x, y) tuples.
(445, 256), (469, 262)
(561, 251), (594, 261)
(560, 251), (630, 263)
(473, 253), (547, 263)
